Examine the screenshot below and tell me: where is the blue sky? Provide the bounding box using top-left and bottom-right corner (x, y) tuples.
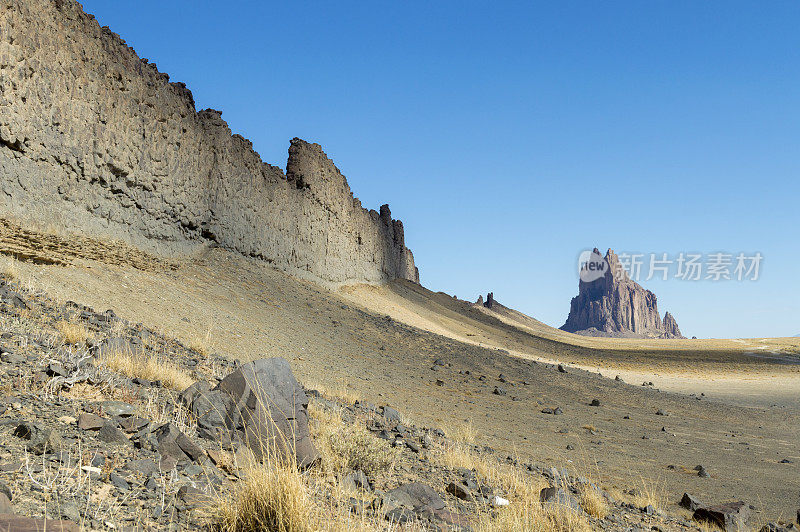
(80, 1), (800, 338)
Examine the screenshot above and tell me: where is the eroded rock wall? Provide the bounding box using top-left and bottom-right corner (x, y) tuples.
(0, 0), (418, 286)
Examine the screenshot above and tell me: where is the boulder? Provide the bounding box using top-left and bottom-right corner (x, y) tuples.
(183, 358), (318, 467)
(382, 483), (445, 514)
(540, 487), (582, 514)
(693, 501), (750, 531)
(680, 492), (703, 511)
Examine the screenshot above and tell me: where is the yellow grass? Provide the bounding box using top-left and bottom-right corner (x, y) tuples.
(441, 417), (478, 444)
(97, 348), (194, 391)
(1, 257), (19, 280)
(304, 380), (360, 405)
(308, 402), (398, 477)
(578, 484), (608, 519)
(210, 459), (314, 532)
(56, 319), (92, 345)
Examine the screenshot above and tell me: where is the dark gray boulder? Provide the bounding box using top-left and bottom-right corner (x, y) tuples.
(693, 501), (749, 531)
(182, 358), (318, 467)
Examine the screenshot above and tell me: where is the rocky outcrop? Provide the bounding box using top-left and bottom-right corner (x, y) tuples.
(561, 249), (684, 339)
(0, 0), (417, 287)
(662, 312), (683, 339)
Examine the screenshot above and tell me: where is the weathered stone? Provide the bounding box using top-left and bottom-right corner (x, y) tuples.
(540, 487), (582, 513)
(0, 494), (12, 514)
(0, 0), (418, 287)
(209, 358), (319, 467)
(680, 492), (703, 511)
(383, 482), (445, 513)
(77, 413), (104, 431)
(446, 481), (473, 500)
(99, 400), (136, 417)
(97, 421), (129, 445)
(176, 485), (213, 508)
(28, 428), (62, 455)
(693, 501), (750, 531)
(342, 470), (371, 492)
(0, 514), (78, 532)
(381, 406), (401, 423)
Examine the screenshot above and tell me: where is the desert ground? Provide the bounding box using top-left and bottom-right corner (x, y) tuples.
(2, 222), (799, 526)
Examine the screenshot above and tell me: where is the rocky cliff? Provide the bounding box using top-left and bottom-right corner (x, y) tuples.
(0, 0), (418, 286)
(561, 249), (684, 339)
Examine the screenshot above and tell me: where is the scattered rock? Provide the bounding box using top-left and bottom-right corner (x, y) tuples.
(97, 421), (129, 445)
(680, 492), (703, 511)
(693, 501), (750, 531)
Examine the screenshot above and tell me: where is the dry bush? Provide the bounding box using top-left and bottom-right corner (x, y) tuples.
(1, 257), (19, 280)
(209, 457), (314, 532)
(308, 402), (398, 477)
(97, 347), (194, 391)
(188, 323), (215, 358)
(628, 478), (666, 511)
(578, 484), (608, 519)
(56, 319), (92, 345)
(441, 418), (477, 445)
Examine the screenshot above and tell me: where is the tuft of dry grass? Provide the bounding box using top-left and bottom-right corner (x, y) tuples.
(188, 323), (215, 358)
(435, 419), (591, 532)
(628, 478), (666, 511)
(304, 380), (360, 406)
(97, 347), (194, 391)
(578, 484), (608, 519)
(209, 458), (314, 532)
(1, 257), (19, 281)
(56, 319), (92, 345)
(308, 402), (398, 477)
(441, 418), (478, 445)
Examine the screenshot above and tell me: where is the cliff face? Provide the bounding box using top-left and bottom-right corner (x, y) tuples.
(0, 0), (418, 286)
(561, 249), (684, 339)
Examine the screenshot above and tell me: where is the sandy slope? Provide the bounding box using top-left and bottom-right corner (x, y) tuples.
(341, 281), (800, 408)
(3, 234), (799, 522)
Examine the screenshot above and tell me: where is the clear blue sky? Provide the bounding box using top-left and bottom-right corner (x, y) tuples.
(81, 1), (800, 338)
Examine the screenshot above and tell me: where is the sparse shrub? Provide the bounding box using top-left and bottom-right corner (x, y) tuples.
(56, 319), (91, 345)
(209, 459), (314, 532)
(97, 347), (194, 391)
(308, 402), (397, 477)
(578, 484), (608, 518)
(1, 257), (19, 281)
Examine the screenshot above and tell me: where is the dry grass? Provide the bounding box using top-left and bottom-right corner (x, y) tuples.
(56, 319), (92, 345)
(578, 484), (608, 519)
(441, 418), (478, 445)
(209, 458), (314, 532)
(97, 347), (194, 391)
(629, 478), (666, 510)
(1, 257), (19, 280)
(304, 380), (360, 406)
(308, 402), (398, 477)
(436, 440), (590, 531)
(189, 330), (213, 358)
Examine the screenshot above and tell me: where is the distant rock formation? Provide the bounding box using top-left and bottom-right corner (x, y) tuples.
(0, 0), (418, 287)
(561, 249), (685, 339)
(485, 292), (495, 309)
(662, 312), (683, 339)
